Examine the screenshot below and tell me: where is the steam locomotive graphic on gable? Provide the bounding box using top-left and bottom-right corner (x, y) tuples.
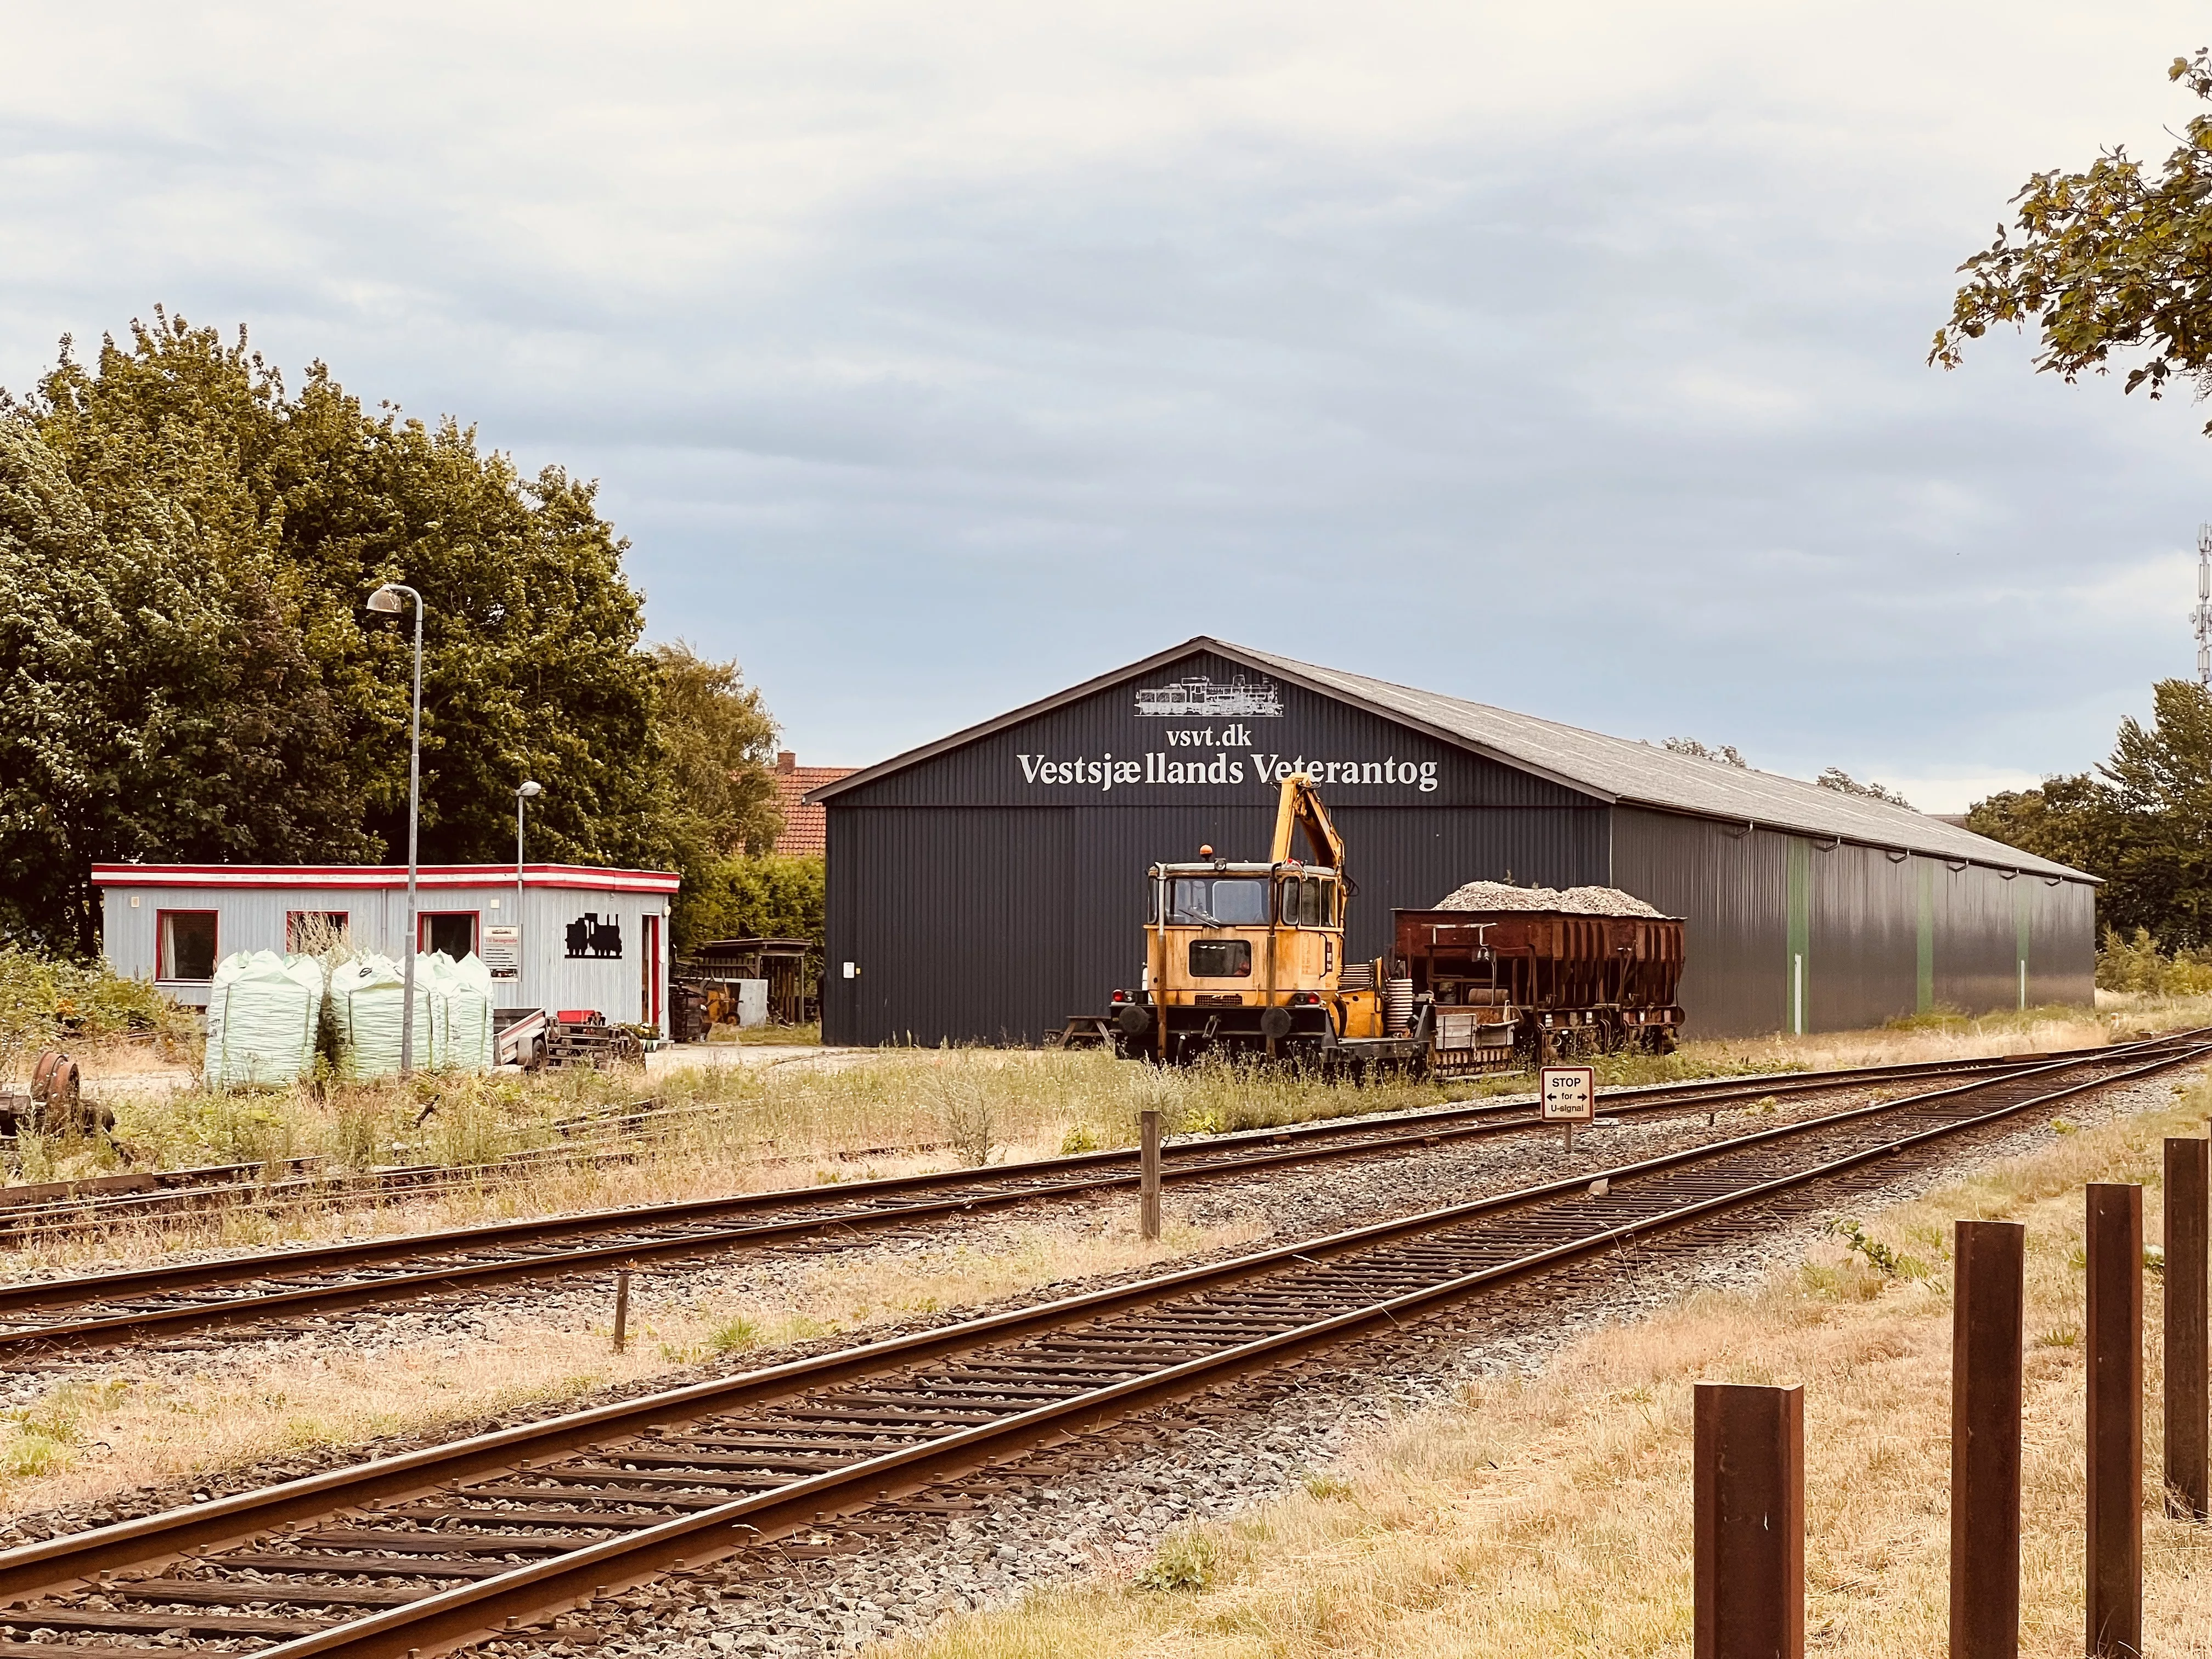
(1132, 674), (1284, 719)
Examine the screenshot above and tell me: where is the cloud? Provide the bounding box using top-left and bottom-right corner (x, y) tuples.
(4, 1), (2211, 787)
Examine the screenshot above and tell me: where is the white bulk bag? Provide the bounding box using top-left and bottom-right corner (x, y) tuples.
(330, 953), (433, 1080)
(205, 951), (323, 1087)
(435, 952), (496, 1071)
(416, 951), (493, 1073)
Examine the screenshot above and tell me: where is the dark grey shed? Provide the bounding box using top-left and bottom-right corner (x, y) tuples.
(809, 638), (2096, 1047)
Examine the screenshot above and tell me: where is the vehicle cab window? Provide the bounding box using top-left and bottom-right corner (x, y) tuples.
(1169, 877), (1268, 926)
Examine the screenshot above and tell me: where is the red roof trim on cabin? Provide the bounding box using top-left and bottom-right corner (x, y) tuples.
(90, 863), (681, 894)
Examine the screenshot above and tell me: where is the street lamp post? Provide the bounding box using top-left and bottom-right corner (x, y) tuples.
(367, 582), (425, 1076)
(516, 781), (542, 979)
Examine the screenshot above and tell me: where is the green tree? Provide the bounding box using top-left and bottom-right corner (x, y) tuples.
(1933, 49), (2212, 423)
(1814, 767), (1915, 809)
(1961, 772), (2110, 873)
(0, 413), (370, 951)
(26, 313), (674, 873)
(1, 309), (718, 949)
(1662, 737), (1748, 766)
(1965, 680), (2212, 946)
(651, 641), (784, 868)
(674, 854), (826, 952)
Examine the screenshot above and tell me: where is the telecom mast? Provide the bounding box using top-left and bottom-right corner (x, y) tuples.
(2199, 524), (2212, 687)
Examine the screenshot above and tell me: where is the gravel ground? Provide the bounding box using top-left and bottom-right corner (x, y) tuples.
(469, 1064), (2207, 1659)
(2, 1062), (2198, 1658)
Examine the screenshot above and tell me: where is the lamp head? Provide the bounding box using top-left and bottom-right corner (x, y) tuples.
(518, 780), (543, 799)
(366, 584), (405, 614)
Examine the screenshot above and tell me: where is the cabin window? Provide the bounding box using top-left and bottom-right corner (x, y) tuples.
(418, 911), (479, 958)
(1188, 940), (1252, 978)
(157, 911), (218, 981)
(1169, 878), (1269, 927)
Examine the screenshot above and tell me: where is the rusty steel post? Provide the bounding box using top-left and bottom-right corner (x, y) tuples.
(2086, 1183), (2142, 1657)
(612, 1268), (632, 1355)
(2168, 1137), (2210, 1521)
(1950, 1220), (2024, 1659)
(1694, 1381), (1804, 1659)
(1139, 1110), (1162, 1242)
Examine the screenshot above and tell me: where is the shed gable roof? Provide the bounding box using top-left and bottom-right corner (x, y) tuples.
(810, 637), (2092, 882)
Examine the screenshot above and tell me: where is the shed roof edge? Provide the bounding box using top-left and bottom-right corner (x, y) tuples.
(804, 636), (1612, 805)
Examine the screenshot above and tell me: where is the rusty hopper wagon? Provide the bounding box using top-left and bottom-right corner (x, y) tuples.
(1394, 900), (1685, 1075)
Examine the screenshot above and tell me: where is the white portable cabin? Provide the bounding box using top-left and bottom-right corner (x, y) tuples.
(94, 863), (680, 1029)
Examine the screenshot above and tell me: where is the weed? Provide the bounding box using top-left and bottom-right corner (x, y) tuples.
(0, 1377), (132, 1482)
(929, 1070), (999, 1167)
(2038, 1326), (2081, 1348)
(1303, 1473), (1355, 1500)
(1059, 1124), (1105, 1154)
(1826, 1218), (1925, 1280)
(708, 1316), (761, 1353)
(1138, 1528), (1220, 1592)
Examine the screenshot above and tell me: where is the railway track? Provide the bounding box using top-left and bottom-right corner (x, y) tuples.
(1, 1035), (2201, 1357)
(0, 1032), (2199, 1657)
(0, 1099), (724, 1239)
(4, 1041), (2141, 1243)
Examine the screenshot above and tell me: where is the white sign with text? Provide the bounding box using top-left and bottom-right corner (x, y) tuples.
(1539, 1065), (1595, 1124)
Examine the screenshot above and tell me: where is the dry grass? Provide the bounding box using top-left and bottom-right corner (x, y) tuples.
(0, 1212), (1263, 1517)
(882, 1081), (2212, 1658)
(17, 997), (2210, 1275)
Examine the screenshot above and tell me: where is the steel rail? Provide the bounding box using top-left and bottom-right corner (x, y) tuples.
(0, 1033), (2199, 1356)
(0, 1033), (2200, 1659)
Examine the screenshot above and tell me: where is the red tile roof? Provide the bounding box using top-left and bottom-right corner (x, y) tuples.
(771, 755), (854, 856)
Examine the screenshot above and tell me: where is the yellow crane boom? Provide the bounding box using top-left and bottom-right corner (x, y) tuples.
(1269, 771), (1345, 872)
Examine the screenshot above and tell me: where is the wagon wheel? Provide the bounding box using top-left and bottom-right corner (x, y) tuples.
(27, 1051), (109, 1138)
(29, 1051), (77, 1110)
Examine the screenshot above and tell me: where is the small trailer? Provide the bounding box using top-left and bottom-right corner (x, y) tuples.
(494, 1008), (644, 1070)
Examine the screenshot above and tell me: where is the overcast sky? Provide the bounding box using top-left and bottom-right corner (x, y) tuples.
(6, 2), (2210, 810)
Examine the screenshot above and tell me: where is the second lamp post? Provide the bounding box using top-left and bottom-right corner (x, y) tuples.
(367, 581), (425, 1077)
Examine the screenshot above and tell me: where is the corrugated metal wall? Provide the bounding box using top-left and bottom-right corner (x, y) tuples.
(822, 803), (1610, 1046)
(1610, 809), (1790, 1036)
(1611, 807), (2097, 1037)
(819, 649), (2101, 1047)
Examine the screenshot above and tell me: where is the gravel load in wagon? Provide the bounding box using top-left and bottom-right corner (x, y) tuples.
(1432, 880), (1665, 918)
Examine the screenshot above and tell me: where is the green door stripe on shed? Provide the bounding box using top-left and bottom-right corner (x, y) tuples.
(1786, 837), (1811, 1035)
(1916, 859), (1934, 1014)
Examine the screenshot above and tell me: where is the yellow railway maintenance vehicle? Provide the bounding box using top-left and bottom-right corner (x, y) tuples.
(1105, 774), (1432, 1068)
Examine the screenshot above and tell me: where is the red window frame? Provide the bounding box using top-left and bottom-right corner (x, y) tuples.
(417, 910), (481, 958)
(285, 910), (351, 952)
(156, 909), (220, 981)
